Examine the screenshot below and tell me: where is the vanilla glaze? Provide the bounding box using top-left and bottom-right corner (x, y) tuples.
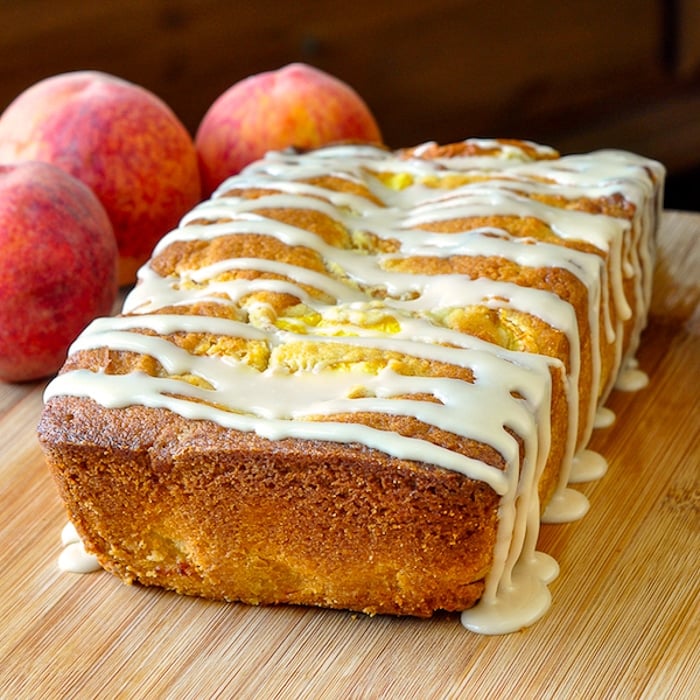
(44, 139), (664, 634)
(59, 522), (100, 574)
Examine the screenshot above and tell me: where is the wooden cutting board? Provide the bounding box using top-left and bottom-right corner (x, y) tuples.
(1, 211), (698, 699)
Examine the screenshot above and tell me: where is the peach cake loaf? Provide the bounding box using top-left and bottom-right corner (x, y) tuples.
(38, 139), (664, 634)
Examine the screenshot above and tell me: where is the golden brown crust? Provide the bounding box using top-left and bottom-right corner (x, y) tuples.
(39, 397), (499, 616)
(397, 138), (561, 162)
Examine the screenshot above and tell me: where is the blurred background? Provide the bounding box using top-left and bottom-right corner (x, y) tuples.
(1, 0), (699, 209)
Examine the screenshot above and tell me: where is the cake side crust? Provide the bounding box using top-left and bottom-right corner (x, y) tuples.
(39, 396), (501, 616)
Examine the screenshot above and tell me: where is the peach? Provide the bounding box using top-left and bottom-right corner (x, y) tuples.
(0, 161), (118, 382)
(0, 71), (201, 286)
(195, 63), (382, 196)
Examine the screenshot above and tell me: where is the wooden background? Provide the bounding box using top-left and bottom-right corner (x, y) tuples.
(2, 0), (700, 186)
(0, 212), (697, 697)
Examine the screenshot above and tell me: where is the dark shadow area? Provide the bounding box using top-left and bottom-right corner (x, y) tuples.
(665, 168), (700, 211)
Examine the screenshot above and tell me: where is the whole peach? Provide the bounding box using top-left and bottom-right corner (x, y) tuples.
(0, 71), (201, 285)
(195, 63), (382, 196)
(0, 161), (118, 382)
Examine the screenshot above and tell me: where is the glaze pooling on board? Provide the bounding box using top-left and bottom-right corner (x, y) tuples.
(59, 522), (100, 574)
(44, 139), (664, 634)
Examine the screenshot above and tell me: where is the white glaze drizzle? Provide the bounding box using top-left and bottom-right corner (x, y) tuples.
(59, 522), (100, 574)
(615, 356), (650, 391)
(45, 139), (663, 634)
(594, 406), (616, 429)
(569, 449), (609, 483)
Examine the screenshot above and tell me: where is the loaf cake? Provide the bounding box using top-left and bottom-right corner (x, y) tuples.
(38, 139), (664, 634)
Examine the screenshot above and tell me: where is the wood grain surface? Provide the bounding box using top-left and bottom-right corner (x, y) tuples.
(0, 211), (698, 699)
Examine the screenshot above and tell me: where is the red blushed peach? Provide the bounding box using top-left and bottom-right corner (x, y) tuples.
(195, 63), (383, 196)
(0, 161), (118, 382)
(0, 71), (201, 286)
